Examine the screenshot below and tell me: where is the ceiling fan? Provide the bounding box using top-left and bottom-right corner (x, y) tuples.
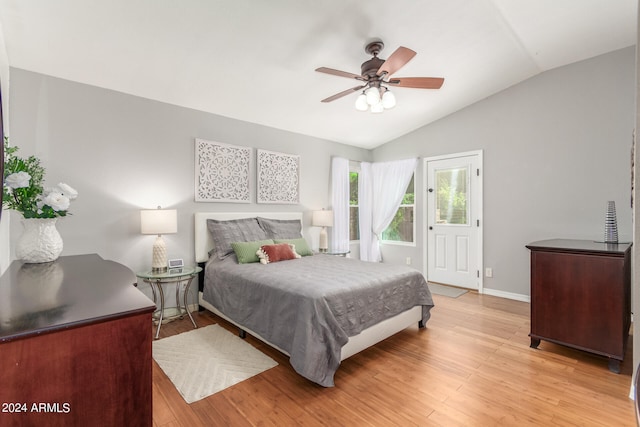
(316, 39), (444, 112)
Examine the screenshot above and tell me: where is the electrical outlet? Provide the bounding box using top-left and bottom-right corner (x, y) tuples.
(406, 257), (411, 265)
(485, 268), (493, 278)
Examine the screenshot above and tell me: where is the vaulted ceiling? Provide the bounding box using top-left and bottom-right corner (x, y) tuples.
(0, 0), (636, 149)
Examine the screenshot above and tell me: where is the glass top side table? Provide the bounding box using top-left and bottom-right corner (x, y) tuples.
(136, 266), (202, 339)
(323, 251), (351, 257)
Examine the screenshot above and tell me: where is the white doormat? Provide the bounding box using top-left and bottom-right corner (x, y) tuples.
(153, 324), (278, 403)
(428, 282), (468, 298)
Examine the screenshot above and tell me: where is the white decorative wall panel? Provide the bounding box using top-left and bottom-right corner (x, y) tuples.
(195, 139), (251, 203)
(257, 149), (300, 204)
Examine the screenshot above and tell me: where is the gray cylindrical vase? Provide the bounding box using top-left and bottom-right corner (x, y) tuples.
(604, 201), (618, 243)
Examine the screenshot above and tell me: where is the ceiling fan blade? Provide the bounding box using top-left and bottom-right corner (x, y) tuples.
(376, 46), (416, 77)
(387, 77), (444, 89)
(321, 85), (366, 103)
(316, 67), (364, 81)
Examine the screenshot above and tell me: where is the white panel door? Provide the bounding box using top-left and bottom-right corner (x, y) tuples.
(426, 153), (481, 289)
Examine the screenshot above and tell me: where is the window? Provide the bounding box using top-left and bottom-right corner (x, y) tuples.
(349, 170), (359, 241)
(435, 167), (468, 225)
(381, 174), (415, 243)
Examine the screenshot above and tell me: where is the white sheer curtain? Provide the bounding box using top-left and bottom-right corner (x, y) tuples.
(330, 157), (350, 253)
(358, 162), (373, 260)
(359, 158), (418, 262)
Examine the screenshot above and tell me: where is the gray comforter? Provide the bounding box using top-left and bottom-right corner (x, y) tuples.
(202, 254), (434, 387)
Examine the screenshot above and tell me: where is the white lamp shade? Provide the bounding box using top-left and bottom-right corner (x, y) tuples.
(365, 86), (380, 106)
(140, 209), (177, 235)
(382, 90), (396, 109)
(312, 210), (334, 227)
(355, 93), (369, 111)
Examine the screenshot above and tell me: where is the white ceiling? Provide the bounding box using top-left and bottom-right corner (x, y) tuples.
(0, 0), (636, 149)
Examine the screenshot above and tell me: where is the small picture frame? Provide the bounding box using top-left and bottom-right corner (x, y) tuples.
(168, 259), (184, 269)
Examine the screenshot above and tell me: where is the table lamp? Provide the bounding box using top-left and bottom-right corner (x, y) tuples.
(312, 209), (333, 253)
(140, 207), (177, 273)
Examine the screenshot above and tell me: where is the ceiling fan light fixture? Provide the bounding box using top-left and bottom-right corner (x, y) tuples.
(382, 89), (396, 109)
(365, 86), (380, 106)
(316, 39), (445, 111)
(355, 93), (368, 111)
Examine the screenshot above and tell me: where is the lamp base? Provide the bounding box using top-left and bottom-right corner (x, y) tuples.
(152, 235), (168, 273)
(319, 227), (328, 253)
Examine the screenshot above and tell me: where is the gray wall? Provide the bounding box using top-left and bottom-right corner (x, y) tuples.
(7, 69), (371, 304)
(373, 47), (636, 300)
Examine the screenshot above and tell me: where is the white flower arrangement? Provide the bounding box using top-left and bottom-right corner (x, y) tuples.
(3, 139), (78, 218)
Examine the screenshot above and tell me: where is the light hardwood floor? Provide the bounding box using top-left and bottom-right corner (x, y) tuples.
(152, 292), (635, 426)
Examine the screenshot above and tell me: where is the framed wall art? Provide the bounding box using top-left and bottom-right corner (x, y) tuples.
(257, 149), (300, 204)
(195, 139), (251, 203)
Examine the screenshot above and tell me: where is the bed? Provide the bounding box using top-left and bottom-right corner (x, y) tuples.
(195, 212), (434, 387)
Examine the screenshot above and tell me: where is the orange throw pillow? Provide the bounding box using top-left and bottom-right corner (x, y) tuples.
(257, 243), (301, 264)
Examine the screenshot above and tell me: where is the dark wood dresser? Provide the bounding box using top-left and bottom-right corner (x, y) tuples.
(0, 254), (156, 426)
(526, 239), (631, 373)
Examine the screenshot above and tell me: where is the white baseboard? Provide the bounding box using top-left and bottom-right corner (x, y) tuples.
(481, 288), (530, 303)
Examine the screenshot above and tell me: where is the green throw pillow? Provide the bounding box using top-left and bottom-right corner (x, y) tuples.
(274, 238), (313, 257)
(231, 239), (274, 263)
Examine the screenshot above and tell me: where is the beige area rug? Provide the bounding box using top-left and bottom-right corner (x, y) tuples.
(428, 282), (468, 298)
(152, 324), (278, 404)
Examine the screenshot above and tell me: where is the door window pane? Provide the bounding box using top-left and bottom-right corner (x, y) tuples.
(435, 167), (468, 225)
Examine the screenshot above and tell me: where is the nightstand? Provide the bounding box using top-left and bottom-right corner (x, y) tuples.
(136, 266), (202, 339)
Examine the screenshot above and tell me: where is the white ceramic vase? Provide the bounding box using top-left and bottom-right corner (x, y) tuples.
(16, 218), (64, 263)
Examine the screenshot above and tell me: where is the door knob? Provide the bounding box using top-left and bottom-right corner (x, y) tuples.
(429, 226), (433, 230)
(428, 188), (434, 193)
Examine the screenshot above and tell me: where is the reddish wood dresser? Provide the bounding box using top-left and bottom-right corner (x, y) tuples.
(526, 239), (631, 373)
(0, 254), (156, 426)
